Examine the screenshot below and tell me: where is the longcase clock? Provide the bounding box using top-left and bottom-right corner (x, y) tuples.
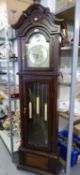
(13, 4), (64, 175)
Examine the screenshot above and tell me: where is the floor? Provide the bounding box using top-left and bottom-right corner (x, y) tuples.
(0, 137), (80, 175)
(0, 138), (35, 175)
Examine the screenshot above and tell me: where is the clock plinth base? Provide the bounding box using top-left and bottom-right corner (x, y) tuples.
(18, 147), (61, 175)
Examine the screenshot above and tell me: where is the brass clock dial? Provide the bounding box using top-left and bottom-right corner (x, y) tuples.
(26, 33), (49, 68)
(29, 44), (48, 67)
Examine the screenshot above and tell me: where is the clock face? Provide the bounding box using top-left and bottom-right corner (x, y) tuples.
(26, 33), (49, 68)
(29, 44), (48, 66)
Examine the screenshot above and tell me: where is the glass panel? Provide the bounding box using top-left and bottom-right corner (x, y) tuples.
(27, 82), (49, 147)
(25, 33), (49, 68)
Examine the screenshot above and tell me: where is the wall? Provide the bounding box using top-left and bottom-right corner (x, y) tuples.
(41, 0), (56, 12)
(7, 0), (32, 25)
(0, 0), (33, 26)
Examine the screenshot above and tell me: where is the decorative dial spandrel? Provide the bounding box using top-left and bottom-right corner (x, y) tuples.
(25, 33), (49, 68)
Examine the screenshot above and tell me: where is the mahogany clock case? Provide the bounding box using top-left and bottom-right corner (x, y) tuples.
(12, 4), (64, 175)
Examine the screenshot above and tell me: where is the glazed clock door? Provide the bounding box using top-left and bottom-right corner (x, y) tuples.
(21, 32), (52, 70)
(27, 33), (49, 68)
(22, 76), (56, 150)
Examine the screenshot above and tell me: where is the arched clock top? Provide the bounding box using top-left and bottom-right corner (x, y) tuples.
(12, 4), (64, 37)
